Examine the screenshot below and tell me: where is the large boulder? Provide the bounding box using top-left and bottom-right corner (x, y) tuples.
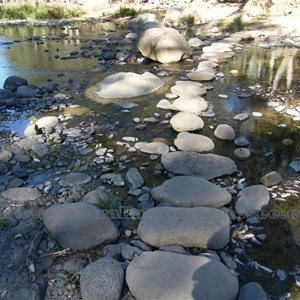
(162, 152), (237, 179)
(93, 72), (164, 98)
(80, 257), (124, 300)
(137, 27), (192, 63)
(126, 251), (239, 300)
(3, 75), (28, 92)
(151, 176), (232, 208)
(137, 206), (230, 249)
(43, 203), (119, 250)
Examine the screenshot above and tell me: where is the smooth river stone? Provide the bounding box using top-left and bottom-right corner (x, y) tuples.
(137, 206), (230, 249)
(174, 132), (214, 152)
(126, 251), (239, 300)
(235, 185), (270, 217)
(93, 72), (164, 98)
(60, 172), (92, 186)
(170, 112), (204, 132)
(151, 176), (232, 208)
(43, 203), (119, 250)
(170, 96), (208, 115)
(214, 124), (236, 140)
(24, 116), (59, 137)
(1, 187), (41, 203)
(140, 142), (169, 154)
(162, 152), (237, 179)
(186, 71), (216, 81)
(171, 83), (207, 97)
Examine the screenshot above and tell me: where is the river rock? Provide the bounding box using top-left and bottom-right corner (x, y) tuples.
(234, 148), (251, 160)
(137, 27), (192, 63)
(3, 75), (28, 92)
(260, 171), (282, 187)
(235, 185), (270, 217)
(188, 37), (204, 47)
(151, 176), (232, 208)
(93, 72), (164, 98)
(0, 150), (13, 162)
(60, 172), (92, 186)
(140, 142), (169, 154)
(43, 203), (119, 250)
(137, 206), (230, 249)
(186, 71), (216, 81)
(1, 187), (41, 203)
(234, 136), (250, 147)
(233, 112), (250, 122)
(126, 168), (144, 190)
(170, 96), (208, 115)
(171, 83), (207, 97)
(214, 124), (236, 140)
(238, 282), (267, 300)
(0, 88), (14, 100)
(156, 99), (171, 109)
(80, 257), (124, 300)
(170, 112), (204, 132)
(24, 116), (59, 137)
(127, 251), (238, 300)
(162, 152), (237, 179)
(174, 132), (214, 152)
(16, 85), (38, 98)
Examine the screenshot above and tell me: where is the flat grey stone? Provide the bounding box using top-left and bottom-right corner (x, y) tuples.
(0, 150), (13, 162)
(289, 160), (300, 172)
(60, 172), (92, 186)
(235, 185), (270, 217)
(126, 251), (239, 300)
(170, 112), (204, 132)
(214, 124), (236, 140)
(151, 176), (232, 208)
(140, 142), (169, 154)
(233, 113), (250, 122)
(171, 83), (207, 97)
(126, 168), (144, 190)
(260, 171), (282, 187)
(162, 152), (237, 180)
(93, 72), (164, 98)
(238, 282), (267, 300)
(186, 71), (216, 81)
(80, 257), (124, 300)
(234, 136), (250, 147)
(170, 96), (208, 115)
(174, 132), (214, 152)
(137, 207), (230, 249)
(43, 203), (119, 250)
(2, 187), (41, 203)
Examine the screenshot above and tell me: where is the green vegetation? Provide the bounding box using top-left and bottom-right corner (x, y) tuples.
(95, 190), (120, 211)
(113, 7), (140, 18)
(179, 15), (195, 25)
(224, 15), (246, 32)
(0, 4), (80, 20)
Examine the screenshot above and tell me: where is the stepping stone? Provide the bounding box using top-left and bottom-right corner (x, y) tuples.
(162, 152), (237, 179)
(170, 112), (204, 132)
(171, 83), (207, 97)
(80, 257), (124, 300)
(140, 142), (169, 154)
(126, 251), (239, 300)
(43, 203), (119, 250)
(60, 172), (92, 186)
(186, 71), (216, 81)
(151, 176), (231, 208)
(174, 132), (214, 152)
(170, 96), (208, 115)
(1, 187), (41, 203)
(235, 185), (270, 217)
(214, 124), (236, 140)
(137, 206), (230, 249)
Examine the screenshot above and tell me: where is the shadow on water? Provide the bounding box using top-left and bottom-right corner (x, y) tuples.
(1, 23), (300, 298)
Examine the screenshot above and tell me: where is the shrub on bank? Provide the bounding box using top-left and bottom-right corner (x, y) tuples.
(0, 4), (81, 20)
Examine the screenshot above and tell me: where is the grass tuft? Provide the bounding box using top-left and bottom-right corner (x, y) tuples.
(225, 15), (246, 32)
(113, 7), (139, 18)
(0, 4), (81, 20)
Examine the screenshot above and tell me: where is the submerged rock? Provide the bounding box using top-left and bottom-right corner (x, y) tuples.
(93, 72), (164, 98)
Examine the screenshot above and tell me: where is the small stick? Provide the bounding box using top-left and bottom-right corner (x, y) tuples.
(38, 248), (71, 259)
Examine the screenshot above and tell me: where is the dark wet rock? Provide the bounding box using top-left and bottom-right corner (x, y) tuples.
(174, 132), (214, 153)
(126, 251), (239, 300)
(3, 75), (28, 92)
(93, 72), (164, 99)
(16, 85), (38, 98)
(0, 88), (14, 99)
(235, 185), (270, 217)
(43, 203), (119, 250)
(260, 171), (282, 187)
(151, 176), (231, 208)
(59, 172), (91, 187)
(162, 152), (237, 179)
(2, 187), (41, 203)
(137, 206), (230, 249)
(234, 148), (251, 160)
(80, 257), (124, 300)
(234, 136), (250, 147)
(238, 282), (267, 300)
(138, 27), (192, 64)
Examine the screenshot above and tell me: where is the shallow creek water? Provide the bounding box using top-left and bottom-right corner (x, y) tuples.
(1, 21), (300, 298)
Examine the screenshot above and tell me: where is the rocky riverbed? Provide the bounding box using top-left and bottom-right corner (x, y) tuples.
(0, 6), (300, 300)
